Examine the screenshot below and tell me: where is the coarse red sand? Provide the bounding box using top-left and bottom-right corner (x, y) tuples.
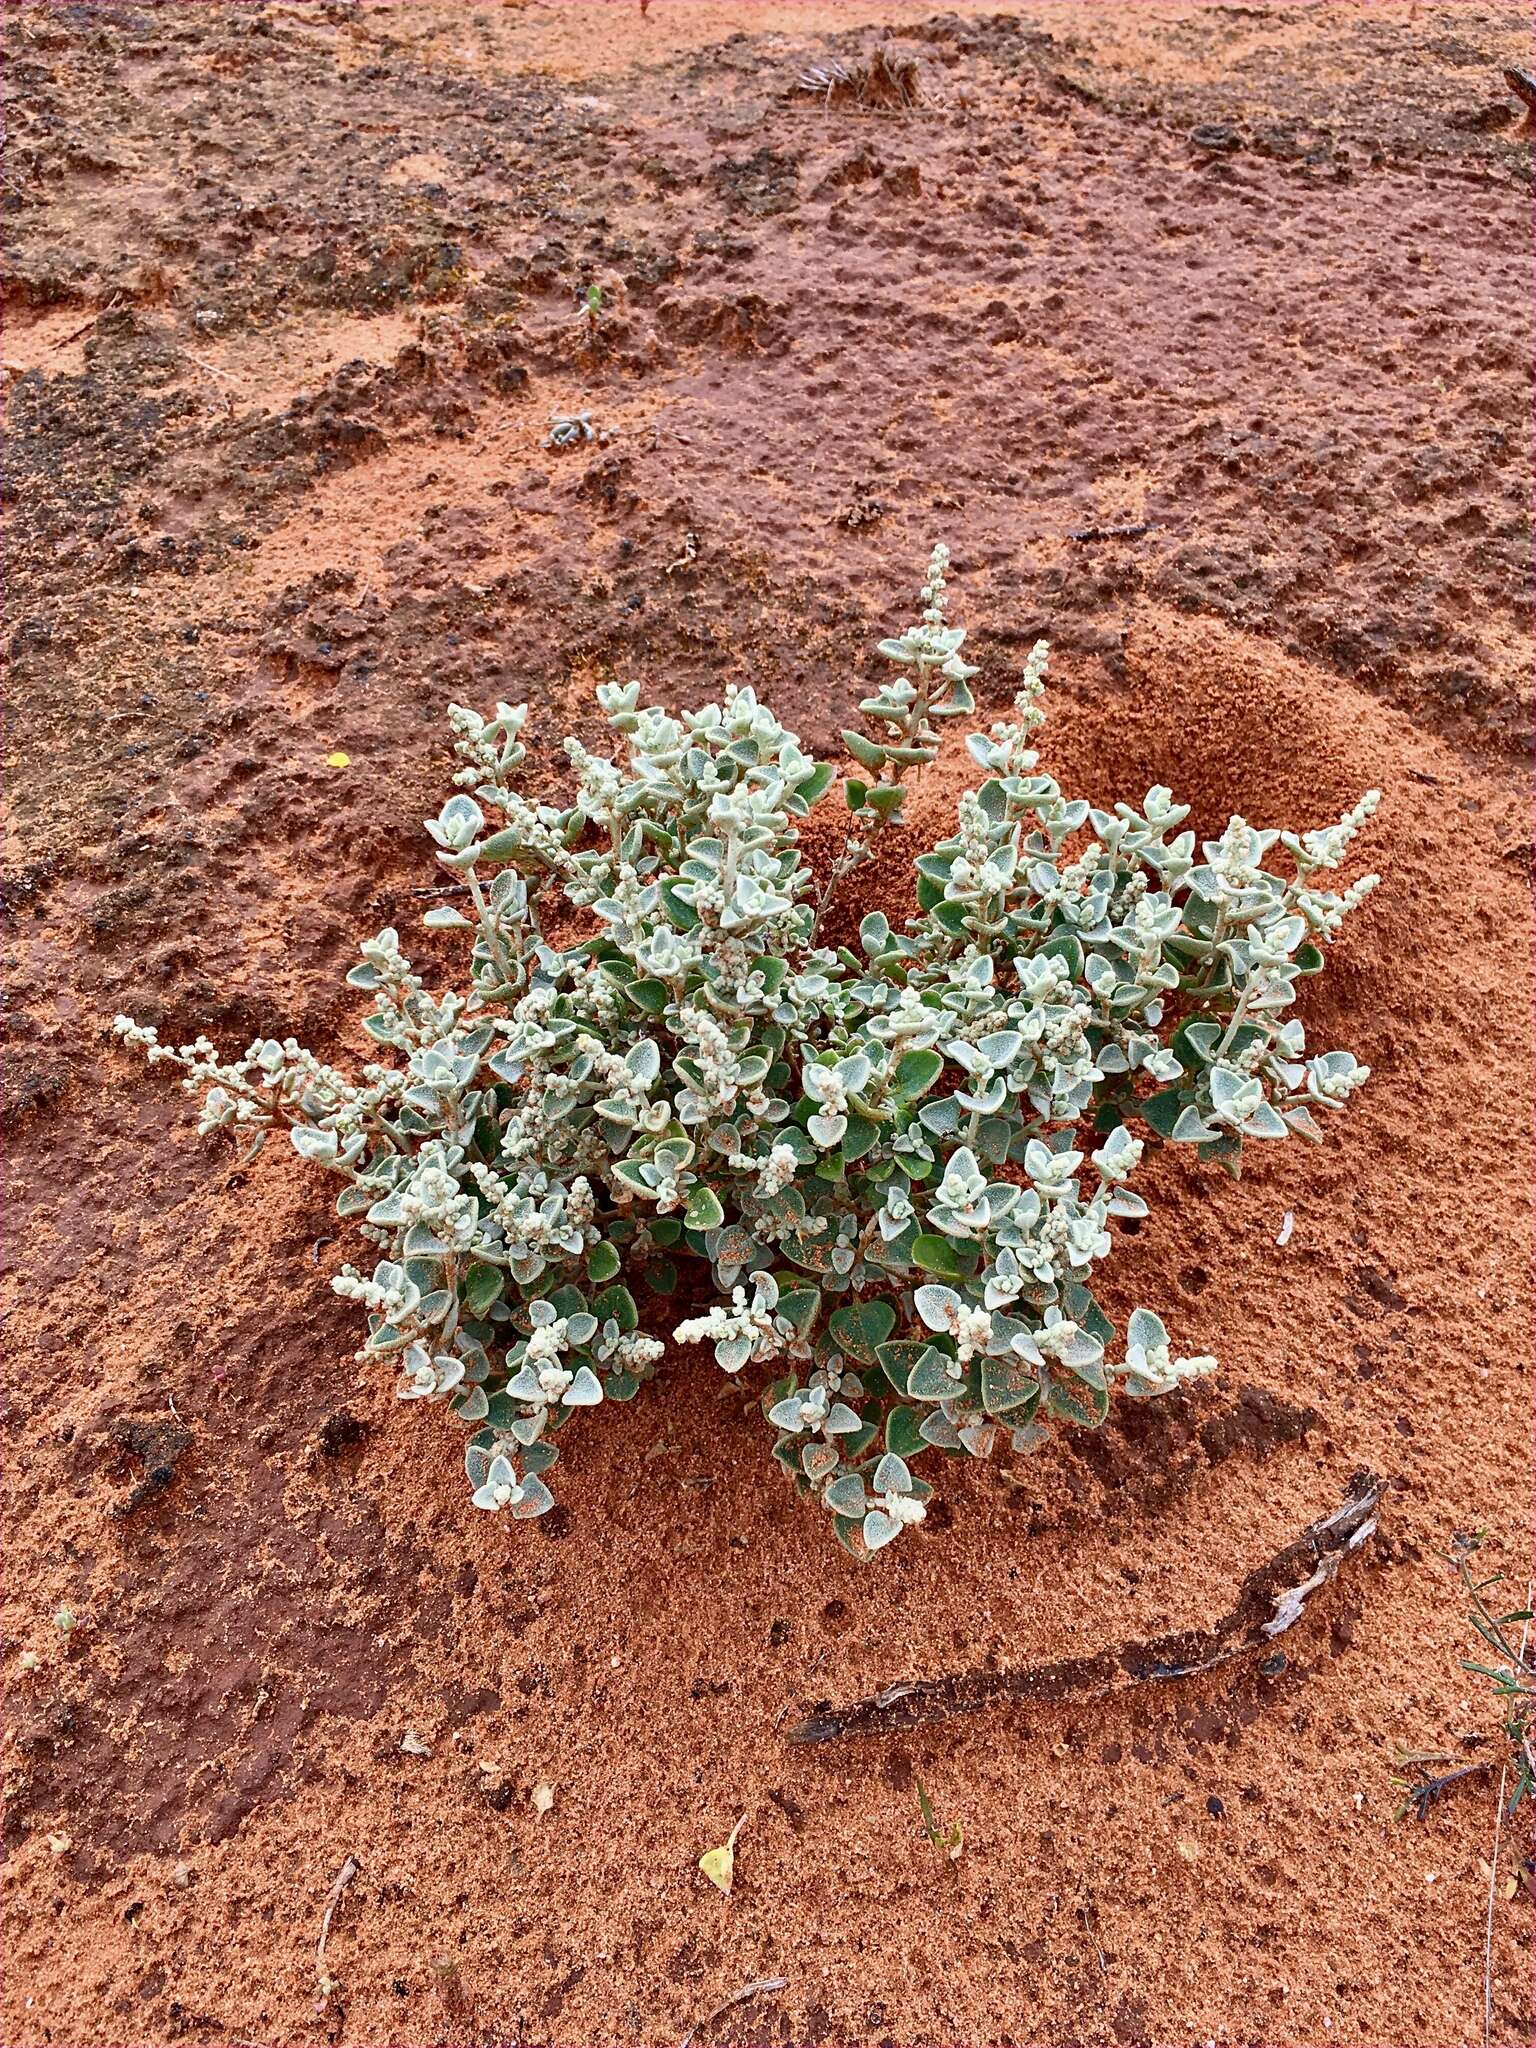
(3, 5), (1532, 2045)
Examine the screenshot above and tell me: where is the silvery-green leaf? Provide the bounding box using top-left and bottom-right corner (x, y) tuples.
(872, 1451), (911, 1494)
(914, 1284), (960, 1331)
(823, 1474), (867, 1516)
(564, 1366), (603, 1407)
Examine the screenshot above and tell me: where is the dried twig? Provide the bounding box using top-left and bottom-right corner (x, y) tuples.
(316, 1853), (361, 1991)
(788, 1470), (1383, 1743)
(680, 1977), (789, 2048)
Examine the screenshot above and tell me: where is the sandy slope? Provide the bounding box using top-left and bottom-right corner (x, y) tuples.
(3, 4), (1532, 2044)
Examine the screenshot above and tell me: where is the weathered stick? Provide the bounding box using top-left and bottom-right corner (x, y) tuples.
(787, 1469), (1383, 1744)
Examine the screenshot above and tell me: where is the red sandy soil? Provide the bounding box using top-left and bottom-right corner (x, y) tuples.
(2, 4), (1532, 2044)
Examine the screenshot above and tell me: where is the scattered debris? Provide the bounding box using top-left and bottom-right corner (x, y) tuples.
(530, 1781), (555, 1817)
(315, 1852), (361, 1994)
(1067, 519), (1158, 542)
(837, 491), (886, 531)
(916, 1778), (962, 1860)
(794, 45), (920, 111)
(399, 1730), (432, 1757)
(316, 1409), (369, 1458)
(109, 1414), (191, 1519)
(788, 1470), (1384, 1741)
(665, 531), (699, 575)
(433, 1953), (471, 2018)
(680, 1976), (788, 2048)
(46, 1832), (71, 1856)
(697, 1813), (746, 1895)
(1276, 1209), (1295, 1248)
(543, 410), (597, 449)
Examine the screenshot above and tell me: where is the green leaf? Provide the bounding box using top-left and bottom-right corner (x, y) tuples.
(845, 776), (868, 811)
(473, 827), (525, 863)
(912, 1233), (970, 1279)
(782, 1234), (839, 1275)
(890, 1048), (943, 1103)
(910, 1349), (963, 1401)
(876, 1340), (933, 1397)
(462, 1263), (505, 1316)
(796, 761), (836, 804)
(1140, 1087), (1186, 1138)
(864, 785), (906, 818)
(842, 729), (888, 772)
(841, 1111), (881, 1162)
(660, 880), (699, 931)
(884, 1405), (927, 1458)
(1046, 1376), (1110, 1428)
(684, 1185), (725, 1232)
(980, 1356), (1040, 1417)
(586, 1240), (621, 1284)
(827, 1299), (897, 1366)
(776, 1286), (822, 1341)
(1040, 933), (1084, 978)
(628, 978), (668, 1015)
(593, 1283), (638, 1332)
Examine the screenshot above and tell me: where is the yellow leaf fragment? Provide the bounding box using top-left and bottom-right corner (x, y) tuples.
(699, 1814), (746, 1896)
(326, 751), (351, 768)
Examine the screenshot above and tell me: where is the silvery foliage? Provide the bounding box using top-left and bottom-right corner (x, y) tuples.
(116, 546), (1380, 1556)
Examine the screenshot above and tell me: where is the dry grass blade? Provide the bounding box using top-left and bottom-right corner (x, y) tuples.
(680, 1976), (789, 2048)
(315, 1853), (361, 1992)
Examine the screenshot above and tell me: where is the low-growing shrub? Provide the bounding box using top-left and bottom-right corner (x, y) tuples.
(117, 548), (1380, 1554)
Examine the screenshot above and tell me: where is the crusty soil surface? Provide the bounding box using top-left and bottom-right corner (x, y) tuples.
(3, 4), (1532, 2045)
